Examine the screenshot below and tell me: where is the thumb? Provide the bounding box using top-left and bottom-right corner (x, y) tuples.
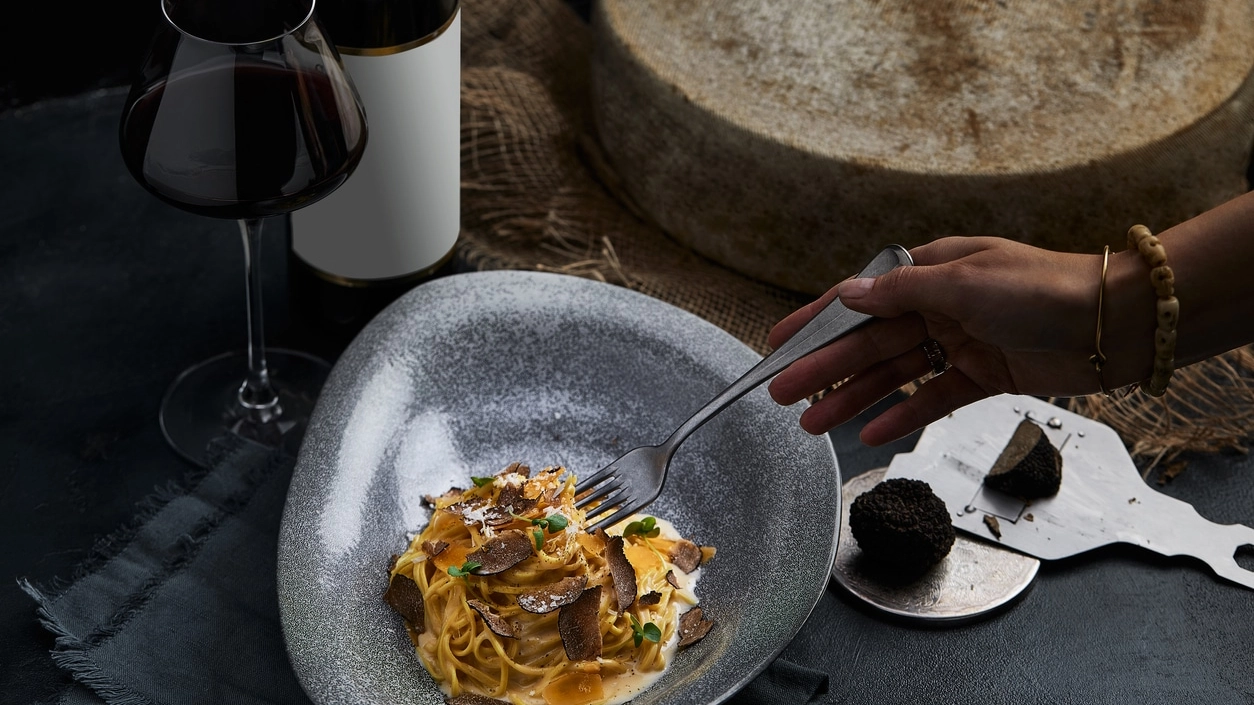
(835, 264), (956, 319)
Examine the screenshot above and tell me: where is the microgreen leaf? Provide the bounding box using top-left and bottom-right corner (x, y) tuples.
(447, 560), (482, 581)
(622, 516), (659, 539)
(470, 476), (495, 487)
(533, 529), (544, 550)
(514, 512), (569, 535)
(642, 622), (662, 643)
(628, 614), (661, 647)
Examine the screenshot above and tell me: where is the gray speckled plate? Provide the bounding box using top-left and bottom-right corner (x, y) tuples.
(277, 270), (840, 705)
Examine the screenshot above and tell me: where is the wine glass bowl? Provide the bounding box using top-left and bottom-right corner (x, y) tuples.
(119, 0), (367, 466)
(120, 0), (366, 219)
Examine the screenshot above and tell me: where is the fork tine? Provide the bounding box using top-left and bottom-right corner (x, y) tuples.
(580, 485), (631, 523)
(574, 462), (619, 494)
(574, 478), (623, 510)
(586, 501), (646, 535)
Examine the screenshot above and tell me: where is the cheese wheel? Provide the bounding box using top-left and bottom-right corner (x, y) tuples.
(591, 0), (1254, 295)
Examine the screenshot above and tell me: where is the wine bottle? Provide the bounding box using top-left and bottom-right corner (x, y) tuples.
(288, 0), (461, 351)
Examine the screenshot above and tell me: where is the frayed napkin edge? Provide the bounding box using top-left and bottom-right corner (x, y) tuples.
(17, 437), (249, 603)
(16, 434), (290, 705)
(15, 579), (151, 705)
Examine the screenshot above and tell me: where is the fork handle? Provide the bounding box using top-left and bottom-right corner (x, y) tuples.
(659, 244), (914, 455)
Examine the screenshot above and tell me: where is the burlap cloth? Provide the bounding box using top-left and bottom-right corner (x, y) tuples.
(457, 0), (1254, 478)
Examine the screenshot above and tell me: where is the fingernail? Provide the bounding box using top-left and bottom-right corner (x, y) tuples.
(838, 278), (874, 299)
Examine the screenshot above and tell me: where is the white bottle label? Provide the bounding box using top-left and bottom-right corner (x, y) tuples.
(291, 10), (461, 281)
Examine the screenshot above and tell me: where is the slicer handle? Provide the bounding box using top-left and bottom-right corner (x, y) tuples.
(1195, 522), (1254, 591)
(1137, 506), (1254, 591)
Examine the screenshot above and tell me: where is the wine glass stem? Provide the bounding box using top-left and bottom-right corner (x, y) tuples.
(237, 217), (280, 419)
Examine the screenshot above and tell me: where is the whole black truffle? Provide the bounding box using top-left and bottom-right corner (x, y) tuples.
(983, 419), (1062, 499)
(849, 478), (955, 579)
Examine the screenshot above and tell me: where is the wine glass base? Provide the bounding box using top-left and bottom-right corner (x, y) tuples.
(159, 348), (332, 468)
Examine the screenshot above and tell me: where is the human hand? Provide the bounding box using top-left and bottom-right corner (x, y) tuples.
(767, 236), (1125, 446)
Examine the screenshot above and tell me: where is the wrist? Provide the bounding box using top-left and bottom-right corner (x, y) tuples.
(1096, 247), (1158, 390)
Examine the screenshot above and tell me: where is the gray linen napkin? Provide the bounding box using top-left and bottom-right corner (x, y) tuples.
(19, 435), (307, 705)
(21, 434), (827, 705)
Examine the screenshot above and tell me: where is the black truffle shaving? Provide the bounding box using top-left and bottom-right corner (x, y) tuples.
(558, 586), (603, 660)
(423, 487), (465, 508)
(677, 606), (714, 648)
(983, 514), (1002, 539)
(848, 478), (955, 580)
(383, 572), (425, 633)
(604, 534), (637, 611)
(517, 575), (588, 614)
(467, 599), (518, 638)
(984, 419), (1063, 498)
(669, 539), (702, 573)
(482, 508), (516, 527)
(467, 530), (533, 574)
(498, 461), (531, 478)
(495, 482), (537, 518)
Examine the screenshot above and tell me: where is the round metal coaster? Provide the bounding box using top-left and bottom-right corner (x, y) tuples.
(832, 467), (1041, 625)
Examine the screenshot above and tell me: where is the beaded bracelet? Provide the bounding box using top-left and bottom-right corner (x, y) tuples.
(1126, 224), (1178, 396)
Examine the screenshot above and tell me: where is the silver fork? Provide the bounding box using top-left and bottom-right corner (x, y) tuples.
(574, 244), (915, 532)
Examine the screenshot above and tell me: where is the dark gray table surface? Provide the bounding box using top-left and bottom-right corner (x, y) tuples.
(4, 85), (1254, 705)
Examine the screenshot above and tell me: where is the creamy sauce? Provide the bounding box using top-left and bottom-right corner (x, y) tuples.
(597, 638), (676, 705)
(599, 515), (702, 705)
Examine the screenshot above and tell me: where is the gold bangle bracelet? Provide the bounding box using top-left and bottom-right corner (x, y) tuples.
(1126, 224), (1178, 397)
(1088, 245), (1113, 396)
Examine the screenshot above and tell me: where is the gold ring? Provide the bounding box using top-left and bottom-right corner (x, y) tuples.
(920, 338), (948, 375)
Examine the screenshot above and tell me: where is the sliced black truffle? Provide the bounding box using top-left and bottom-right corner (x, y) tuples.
(677, 606), (714, 648)
(423, 487), (465, 508)
(984, 419), (1063, 498)
(468, 530), (533, 574)
(517, 575), (588, 614)
(383, 572), (425, 633)
(639, 591), (662, 606)
(467, 599), (517, 638)
(558, 585), (603, 661)
(983, 514), (1002, 539)
(498, 461), (531, 479)
(665, 570), (682, 589)
(482, 508), (516, 528)
(446, 499), (489, 525)
(669, 539), (702, 573)
(423, 540), (448, 558)
(848, 478), (955, 579)
(445, 694), (508, 705)
(604, 534), (637, 610)
(496, 482), (537, 516)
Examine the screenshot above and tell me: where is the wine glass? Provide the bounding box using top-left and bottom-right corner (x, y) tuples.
(119, 0), (367, 466)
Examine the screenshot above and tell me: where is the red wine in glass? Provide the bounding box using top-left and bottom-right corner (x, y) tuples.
(119, 0), (367, 466)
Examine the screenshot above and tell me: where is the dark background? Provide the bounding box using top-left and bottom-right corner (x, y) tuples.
(1, 2), (155, 111)
(0, 0), (595, 111)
